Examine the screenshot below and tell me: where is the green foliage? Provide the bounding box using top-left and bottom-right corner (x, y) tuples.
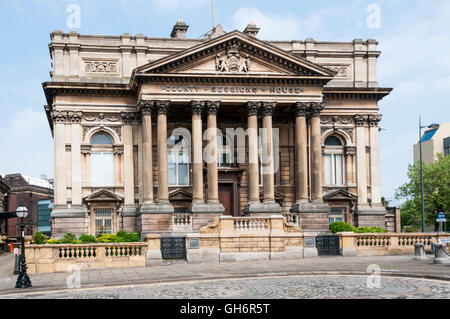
(32, 232), (47, 245)
(402, 226), (417, 233)
(115, 231), (140, 243)
(79, 234), (96, 244)
(395, 154), (450, 230)
(46, 238), (61, 244)
(329, 222), (355, 234)
(96, 233), (116, 243)
(59, 232), (77, 244)
(354, 226), (388, 233)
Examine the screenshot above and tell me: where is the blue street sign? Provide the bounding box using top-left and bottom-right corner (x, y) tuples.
(437, 213), (445, 219)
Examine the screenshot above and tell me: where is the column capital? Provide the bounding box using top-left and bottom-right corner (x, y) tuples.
(205, 101), (221, 115)
(121, 112), (135, 125)
(293, 102), (309, 117)
(137, 100), (154, 116)
(51, 110), (68, 123)
(308, 102), (325, 117)
(368, 114), (383, 127)
(155, 100), (171, 115)
(245, 102), (260, 117)
(190, 100), (204, 116)
(260, 101), (277, 117)
(68, 111), (82, 123)
(354, 114), (369, 127)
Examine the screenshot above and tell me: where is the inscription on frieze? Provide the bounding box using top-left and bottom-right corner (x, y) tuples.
(160, 85), (304, 95)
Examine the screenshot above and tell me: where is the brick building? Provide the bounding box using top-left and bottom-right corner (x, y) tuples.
(4, 174), (54, 239)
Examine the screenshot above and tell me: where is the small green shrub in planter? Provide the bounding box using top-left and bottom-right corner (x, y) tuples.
(329, 222), (355, 234)
(60, 232), (77, 244)
(354, 226), (388, 233)
(96, 234), (116, 243)
(46, 238), (61, 244)
(79, 234), (97, 244)
(402, 226), (417, 233)
(32, 232), (47, 245)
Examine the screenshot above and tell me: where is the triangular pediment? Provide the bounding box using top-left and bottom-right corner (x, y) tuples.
(84, 189), (123, 203)
(133, 31), (335, 79)
(323, 189), (357, 201)
(169, 188), (192, 201)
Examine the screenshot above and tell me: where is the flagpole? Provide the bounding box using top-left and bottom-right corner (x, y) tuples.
(212, 0), (216, 29)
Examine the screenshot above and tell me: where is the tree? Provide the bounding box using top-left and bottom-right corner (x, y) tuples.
(395, 154), (450, 230)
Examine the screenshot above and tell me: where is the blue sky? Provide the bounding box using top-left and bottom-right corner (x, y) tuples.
(0, 0), (449, 204)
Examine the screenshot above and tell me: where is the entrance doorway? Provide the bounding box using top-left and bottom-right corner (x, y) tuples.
(218, 182), (238, 216)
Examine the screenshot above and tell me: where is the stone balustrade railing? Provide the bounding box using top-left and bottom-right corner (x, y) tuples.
(233, 218), (269, 231)
(27, 242), (147, 274)
(339, 232), (450, 257)
(173, 213), (193, 232)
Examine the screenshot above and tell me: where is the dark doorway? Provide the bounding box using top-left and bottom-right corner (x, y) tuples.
(218, 182), (237, 216)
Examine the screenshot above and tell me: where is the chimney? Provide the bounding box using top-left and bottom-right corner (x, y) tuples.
(243, 22), (260, 37)
(171, 19), (189, 39)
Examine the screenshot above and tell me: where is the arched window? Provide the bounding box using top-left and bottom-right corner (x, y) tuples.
(90, 133), (115, 187)
(168, 134), (189, 186)
(324, 135), (345, 186)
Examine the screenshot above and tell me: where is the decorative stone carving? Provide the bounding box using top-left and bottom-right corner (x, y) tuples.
(205, 101), (221, 115)
(245, 102), (260, 117)
(137, 100), (154, 116)
(215, 45), (250, 73)
(293, 102), (308, 117)
(83, 113), (120, 122)
(84, 61), (118, 73)
(68, 111), (82, 123)
(51, 110), (68, 123)
(323, 65), (350, 77)
(368, 114), (383, 127)
(321, 116), (353, 125)
(354, 114), (369, 127)
(308, 102), (325, 117)
(155, 100), (171, 115)
(260, 102), (277, 117)
(190, 100), (204, 116)
(120, 112), (135, 125)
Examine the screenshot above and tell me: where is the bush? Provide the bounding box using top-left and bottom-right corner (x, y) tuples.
(79, 234), (96, 244)
(59, 232), (77, 244)
(46, 238), (61, 244)
(402, 226), (417, 233)
(32, 232), (47, 245)
(329, 222), (355, 234)
(96, 233), (116, 243)
(354, 226), (388, 234)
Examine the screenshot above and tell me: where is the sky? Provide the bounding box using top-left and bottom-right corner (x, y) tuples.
(0, 0), (449, 205)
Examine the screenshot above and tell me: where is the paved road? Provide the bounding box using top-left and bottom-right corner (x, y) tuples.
(1, 255), (449, 299)
(1, 275), (450, 299)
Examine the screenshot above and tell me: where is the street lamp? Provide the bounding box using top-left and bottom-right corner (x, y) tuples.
(418, 117), (439, 233)
(15, 205), (32, 289)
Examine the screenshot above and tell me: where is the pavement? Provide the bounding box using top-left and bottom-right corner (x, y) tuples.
(0, 253), (449, 298)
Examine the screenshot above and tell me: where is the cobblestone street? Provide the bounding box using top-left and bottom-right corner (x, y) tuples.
(0, 254), (449, 299)
(1, 275), (450, 299)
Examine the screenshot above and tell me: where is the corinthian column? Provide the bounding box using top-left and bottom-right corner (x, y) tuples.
(293, 103), (309, 204)
(191, 101), (204, 204)
(309, 103), (325, 202)
(138, 101), (154, 206)
(261, 102), (276, 204)
(354, 114), (368, 207)
(245, 102), (260, 206)
(156, 101), (171, 207)
(205, 101), (220, 204)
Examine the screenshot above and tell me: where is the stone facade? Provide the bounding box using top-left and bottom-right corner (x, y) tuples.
(43, 22), (392, 238)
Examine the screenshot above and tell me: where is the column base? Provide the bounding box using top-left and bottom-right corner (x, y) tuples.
(291, 201), (330, 234)
(138, 202), (174, 214)
(243, 201), (282, 215)
(188, 202), (225, 214)
(50, 206), (87, 239)
(354, 204), (387, 228)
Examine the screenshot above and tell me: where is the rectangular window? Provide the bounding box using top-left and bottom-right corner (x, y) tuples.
(168, 152), (189, 186)
(324, 154), (345, 186)
(37, 199), (51, 234)
(91, 153), (114, 186)
(94, 208), (113, 236)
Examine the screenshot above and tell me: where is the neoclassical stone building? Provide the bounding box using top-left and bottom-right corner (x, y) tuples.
(43, 22), (392, 238)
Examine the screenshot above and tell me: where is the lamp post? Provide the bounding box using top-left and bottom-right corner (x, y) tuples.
(418, 117), (439, 233)
(15, 205), (32, 289)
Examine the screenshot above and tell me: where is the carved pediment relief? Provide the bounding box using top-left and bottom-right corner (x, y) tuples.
(169, 188), (193, 201)
(84, 189), (124, 203)
(323, 189), (357, 202)
(259, 190), (285, 201)
(134, 31), (335, 79)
